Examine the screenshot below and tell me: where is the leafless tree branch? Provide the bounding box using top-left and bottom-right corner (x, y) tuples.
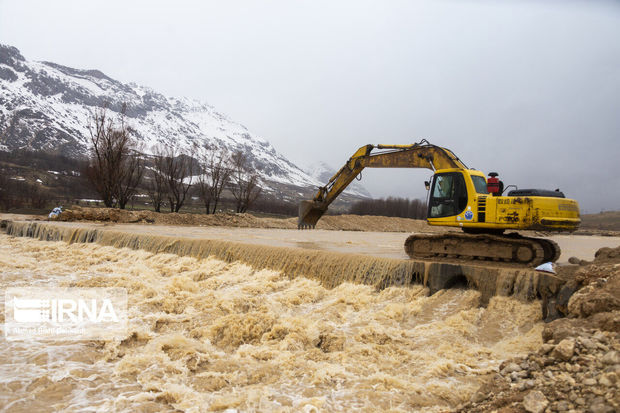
(229, 149), (261, 213)
(196, 145), (231, 214)
(85, 103), (143, 209)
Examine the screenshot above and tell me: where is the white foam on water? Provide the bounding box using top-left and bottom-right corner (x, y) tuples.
(0, 234), (544, 411)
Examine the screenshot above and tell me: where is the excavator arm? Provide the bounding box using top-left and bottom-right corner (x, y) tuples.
(298, 140), (468, 228)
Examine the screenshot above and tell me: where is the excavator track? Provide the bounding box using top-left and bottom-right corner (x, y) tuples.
(538, 238), (561, 263)
(404, 233), (561, 267)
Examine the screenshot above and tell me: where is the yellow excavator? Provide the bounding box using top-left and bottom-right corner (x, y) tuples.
(298, 140), (581, 266)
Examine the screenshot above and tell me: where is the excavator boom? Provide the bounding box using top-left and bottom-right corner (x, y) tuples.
(298, 140), (467, 228)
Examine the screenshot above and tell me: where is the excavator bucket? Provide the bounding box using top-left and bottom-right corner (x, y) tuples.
(298, 200), (327, 229)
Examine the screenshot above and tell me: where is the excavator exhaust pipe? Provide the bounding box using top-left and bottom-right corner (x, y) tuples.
(298, 201), (327, 229)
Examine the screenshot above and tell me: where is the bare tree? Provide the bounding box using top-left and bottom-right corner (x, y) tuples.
(196, 145), (231, 214)
(85, 103), (143, 208)
(26, 182), (51, 209)
(229, 150), (262, 213)
(0, 173), (17, 211)
(117, 148), (144, 209)
(159, 145), (195, 213)
(147, 151), (168, 212)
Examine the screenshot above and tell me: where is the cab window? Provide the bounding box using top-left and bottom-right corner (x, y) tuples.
(471, 175), (489, 194)
(428, 172), (468, 218)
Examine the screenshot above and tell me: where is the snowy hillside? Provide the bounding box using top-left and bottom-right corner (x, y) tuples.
(0, 44), (366, 202)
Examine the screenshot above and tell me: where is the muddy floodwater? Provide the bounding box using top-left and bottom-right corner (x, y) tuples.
(0, 232), (554, 412)
(1, 220), (619, 412)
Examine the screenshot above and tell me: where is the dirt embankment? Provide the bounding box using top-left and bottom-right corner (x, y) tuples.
(581, 211), (620, 232)
(457, 246), (620, 413)
(575, 212), (620, 236)
(49, 206), (441, 233)
(16, 206), (620, 236)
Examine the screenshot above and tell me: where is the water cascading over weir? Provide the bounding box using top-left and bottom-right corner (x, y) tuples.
(2, 220), (570, 319)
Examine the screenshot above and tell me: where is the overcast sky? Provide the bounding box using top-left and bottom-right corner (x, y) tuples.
(1, 0), (619, 212)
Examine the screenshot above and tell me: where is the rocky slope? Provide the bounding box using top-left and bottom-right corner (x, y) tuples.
(456, 247), (620, 413)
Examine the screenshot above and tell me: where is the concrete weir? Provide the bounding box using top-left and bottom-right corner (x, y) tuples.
(3, 220), (567, 313)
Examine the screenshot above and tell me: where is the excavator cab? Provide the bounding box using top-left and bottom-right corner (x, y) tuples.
(428, 171), (469, 218)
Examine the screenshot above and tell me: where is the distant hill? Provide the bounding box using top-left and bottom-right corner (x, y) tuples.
(304, 161), (372, 198)
(580, 211), (620, 231)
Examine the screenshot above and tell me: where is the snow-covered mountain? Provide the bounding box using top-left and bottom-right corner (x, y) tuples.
(0, 44), (369, 203)
(305, 161), (372, 198)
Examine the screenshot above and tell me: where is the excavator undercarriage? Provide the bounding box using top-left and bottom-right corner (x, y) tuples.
(404, 233), (561, 266)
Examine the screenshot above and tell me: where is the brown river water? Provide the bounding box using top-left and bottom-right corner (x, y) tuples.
(0, 233), (545, 412)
